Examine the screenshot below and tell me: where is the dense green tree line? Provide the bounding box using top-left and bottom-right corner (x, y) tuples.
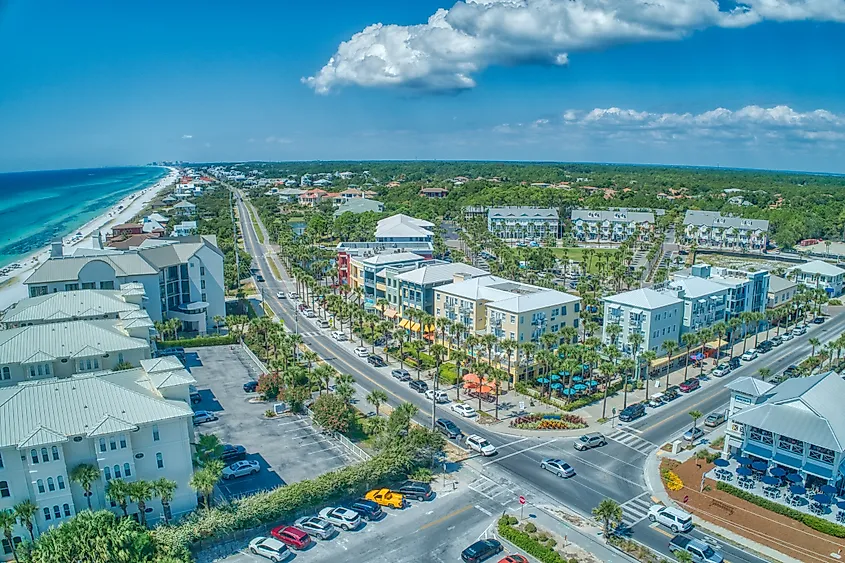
(195, 186), (253, 289)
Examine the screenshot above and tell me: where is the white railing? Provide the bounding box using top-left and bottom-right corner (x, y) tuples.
(304, 406), (371, 462)
(241, 342), (269, 374)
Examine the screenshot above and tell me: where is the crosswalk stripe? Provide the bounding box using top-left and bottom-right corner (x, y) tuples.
(607, 429), (656, 454)
(620, 493), (653, 527)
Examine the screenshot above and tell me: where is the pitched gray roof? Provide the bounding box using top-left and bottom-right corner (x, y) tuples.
(489, 207), (559, 220)
(683, 210), (769, 231)
(788, 260), (845, 277)
(571, 209), (654, 223)
(361, 252), (428, 266)
(768, 275), (797, 294)
(668, 277), (728, 299)
(333, 198), (384, 216)
(2, 289), (141, 325)
(25, 254), (157, 284)
(603, 288), (682, 310)
(395, 262), (487, 286)
(726, 376), (774, 397)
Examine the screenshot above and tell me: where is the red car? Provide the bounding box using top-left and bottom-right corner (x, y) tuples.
(270, 525), (311, 550)
(499, 556), (529, 563)
(679, 378), (700, 393)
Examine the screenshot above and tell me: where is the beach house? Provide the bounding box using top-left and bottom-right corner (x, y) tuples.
(487, 207), (560, 242)
(787, 260), (845, 297)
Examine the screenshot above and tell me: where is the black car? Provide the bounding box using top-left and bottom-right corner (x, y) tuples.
(618, 403), (646, 422)
(729, 356), (742, 370)
(220, 444), (247, 463)
(461, 539), (503, 563)
(813, 316), (826, 324)
(663, 387), (680, 401)
(395, 480), (433, 501)
(255, 274), (265, 282)
(409, 380), (428, 393)
(758, 340), (773, 353)
(435, 418), (461, 439)
(190, 390), (202, 404)
(367, 355), (387, 367)
(243, 380), (258, 393)
(784, 365), (799, 378)
(347, 499), (384, 521)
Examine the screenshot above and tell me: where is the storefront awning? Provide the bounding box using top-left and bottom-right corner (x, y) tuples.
(773, 452), (803, 469)
(399, 319), (411, 329)
(743, 443), (772, 460)
(804, 462), (834, 480)
(384, 308), (398, 319)
(409, 322), (422, 332)
(424, 324), (435, 333)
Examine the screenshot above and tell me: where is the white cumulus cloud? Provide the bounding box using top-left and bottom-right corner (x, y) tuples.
(181, 134), (193, 139)
(304, 0), (845, 94)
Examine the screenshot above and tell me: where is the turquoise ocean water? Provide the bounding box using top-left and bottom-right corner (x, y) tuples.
(0, 166), (168, 268)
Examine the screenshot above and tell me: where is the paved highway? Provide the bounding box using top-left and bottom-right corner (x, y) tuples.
(234, 193), (838, 563)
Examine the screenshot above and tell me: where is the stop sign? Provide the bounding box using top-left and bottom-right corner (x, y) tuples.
(519, 495), (526, 505)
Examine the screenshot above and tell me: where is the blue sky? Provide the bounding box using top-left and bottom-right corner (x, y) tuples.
(1, 0), (844, 173)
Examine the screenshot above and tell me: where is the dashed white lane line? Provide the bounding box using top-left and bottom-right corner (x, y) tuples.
(482, 439), (557, 466)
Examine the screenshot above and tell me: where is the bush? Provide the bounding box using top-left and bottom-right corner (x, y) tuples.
(498, 516), (565, 563)
(523, 522), (537, 533)
(510, 413), (588, 430)
(716, 482), (845, 537)
(264, 409), (277, 418)
(257, 372), (284, 401)
(311, 393), (354, 434)
(409, 467), (434, 483)
(158, 335), (235, 348)
(829, 299), (842, 306)
(439, 362), (459, 384)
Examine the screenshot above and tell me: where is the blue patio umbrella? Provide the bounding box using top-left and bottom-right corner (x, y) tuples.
(813, 494), (832, 505)
(770, 467), (786, 477)
(789, 484), (806, 495)
(558, 370), (570, 376)
(837, 500), (845, 510)
(581, 363), (590, 371)
(821, 484), (838, 496)
(762, 475), (779, 486)
(736, 467), (752, 476)
(751, 461), (768, 471)
(536, 377), (550, 384)
(733, 456), (752, 466)
(787, 473), (803, 484)
(550, 382), (563, 390)
(562, 388), (577, 396)
(713, 458), (730, 468)
(572, 375), (584, 382)
(588, 380), (599, 387)
(550, 374), (561, 381)
(573, 383), (587, 391)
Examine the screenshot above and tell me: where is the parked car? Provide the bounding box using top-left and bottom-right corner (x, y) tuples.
(395, 480), (434, 501)
(711, 363), (731, 377)
(276, 291), (286, 299)
(248, 536), (291, 562)
(367, 355), (387, 367)
(243, 380), (258, 393)
(574, 433), (606, 451)
(409, 379), (428, 393)
(466, 434), (497, 456)
(648, 505), (694, 533)
(222, 459), (260, 480)
(318, 506), (362, 531)
(331, 331), (348, 341)
(270, 525), (311, 550)
(728, 356), (742, 370)
(618, 403), (646, 422)
(317, 319), (331, 329)
(219, 444), (247, 464)
(540, 458), (575, 478)
(435, 418), (462, 438)
(354, 346), (369, 357)
(669, 535), (723, 563)
(663, 387), (680, 401)
(781, 331), (794, 342)
(498, 556), (529, 563)
(784, 365), (799, 377)
(287, 292), (298, 300)
(647, 393), (665, 408)
(303, 309), (316, 318)
(461, 539), (503, 563)
(679, 378), (701, 393)
(813, 316), (826, 324)
(190, 389), (202, 404)
(792, 325), (807, 336)
(682, 427), (704, 442)
(741, 349), (758, 361)
(704, 412), (726, 428)
(293, 516), (335, 540)
(346, 499), (384, 521)
(771, 335), (783, 346)
(451, 403), (477, 418)
(757, 340), (773, 353)
(192, 410), (218, 425)
(424, 389), (449, 403)
(391, 368), (411, 381)
(364, 488), (405, 509)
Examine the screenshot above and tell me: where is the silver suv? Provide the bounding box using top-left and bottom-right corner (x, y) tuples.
(574, 432), (606, 451)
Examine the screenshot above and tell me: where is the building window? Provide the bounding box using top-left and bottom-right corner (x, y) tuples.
(51, 446), (60, 461)
(201, 280), (206, 290)
(57, 476), (65, 490)
(104, 467), (111, 481)
(82, 282), (96, 289)
(118, 353), (124, 364)
(99, 438), (106, 452)
(124, 463), (131, 477)
(30, 449), (39, 464)
(109, 437), (117, 451)
(778, 435), (804, 455)
(1, 537), (22, 555)
(809, 444), (836, 464)
(119, 435), (127, 449)
(1, 367), (8, 380)
(152, 425), (160, 441)
(0, 481), (9, 498)
(748, 426), (774, 446)
(156, 452), (163, 469)
(0, 452), (3, 468)
(36, 479), (45, 494)
(63, 503), (71, 517)
(100, 281), (114, 290)
(47, 478), (55, 492)
(200, 266), (205, 275)
(53, 505), (61, 520)
(65, 283), (79, 291)
(113, 465), (121, 479)
(43, 507), (51, 521)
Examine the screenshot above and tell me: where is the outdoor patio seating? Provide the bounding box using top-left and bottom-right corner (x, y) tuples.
(763, 486), (782, 499)
(739, 478), (755, 490)
(838, 510), (845, 523)
(788, 495), (802, 506)
(810, 503), (825, 515)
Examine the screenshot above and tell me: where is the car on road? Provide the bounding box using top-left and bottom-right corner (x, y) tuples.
(792, 325), (807, 336)
(248, 536), (291, 562)
(409, 379), (428, 393)
(366, 354), (387, 367)
(741, 349), (758, 361)
(243, 380), (258, 393)
(704, 412), (726, 428)
(711, 363), (731, 377)
(618, 403), (646, 422)
(540, 458), (575, 478)
(780, 331), (794, 341)
(461, 539), (503, 563)
(192, 410), (218, 425)
(669, 534), (723, 563)
(424, 389), (449, 403)
(757, 340), (773, 353)
(346, 499), (384, 521)
(364, 488), (405, 509)
(498, 556), (529, 563)
(303, 309), (316, 318)
(317, 319), (331, 329)
(728, 357), (742, 370)
(270, 525), (311, 550)
(435, 418), (462, 438)
(219, 444), (247, 464)
(276, 291), (286, 299)
(466, 434), (497, 456)
(771, 335), (783, 346)
(391, 368), (411, 381)
(395, 480), (434, 501)
(287, 292), (298, 300)
(574, 433), (606, 451)
(354, 346), (369, 357)
(293, 516), (335, 540)
(222, 459), (260, 480)
(648, 505), (693, 533)
(318, 506), (362, 531)
(451, 403), (477, 418)
(682, 427), (704, 442)
(784, 365), (799, 377)
(813, 316), (826, 324)
(331, 330), (348, 341)
(679, 378), (701, 393)
(255, 274), (265, 282)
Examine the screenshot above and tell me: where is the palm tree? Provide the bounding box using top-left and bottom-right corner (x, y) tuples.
(366, 389), (388, 416)
(599, 361), (617, 419)
(697, 328), (712, 377)
(592, 498), (623, 540)
(680, 332), (697, 382)
(520, 341), (537, 381)
(190, 460), (224, 509)
(105, 479), (130, 517)
(488, 368), (507, 420)
(127, 480), (154, 528)
(409, 340), (426, 380)
(727, 317), (742, 360)
(642, 350), (657, 401)
(0, 510), (18, 562)
(739, 312), (754, 353)
(501, 339), (518, 387)
(70, 463), (100, 510)
(809, 337), (821, 358)
(758, 367), (772, 380)
(13, 500), (37, 543)
(661, 339), (678, 390)
(393, 328), (407, 370)
(689, 410), (703, 432)
(752, 312), (766, 348)
(711, 321), (727, 362)
(195, 433), (224, 467)
(314, 363), (335, 395)
(151, 478), (177, 525)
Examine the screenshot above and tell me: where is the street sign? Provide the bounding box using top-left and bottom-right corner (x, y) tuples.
(519, 495), (526, 505)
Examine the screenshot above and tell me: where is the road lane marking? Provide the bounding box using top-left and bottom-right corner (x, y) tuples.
(474, 505), (493, 516)
(567, 452), (646, 488)
(497, 437), (531, 449)
(482, 440), (557, 466)
(418, 504), (474, 531)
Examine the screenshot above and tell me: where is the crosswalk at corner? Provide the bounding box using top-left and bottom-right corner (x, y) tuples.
(468, 475), (524, 507)
(619, 493), (653, 528)
(606, 428), (656, 454)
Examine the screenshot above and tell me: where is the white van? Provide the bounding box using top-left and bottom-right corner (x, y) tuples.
(331, 331), (347, 341)
(647, 505), (693, 533)
(317, 319), (331, 329)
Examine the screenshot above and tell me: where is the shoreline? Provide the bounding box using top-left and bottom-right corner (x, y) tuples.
(0, 166), (179, 312)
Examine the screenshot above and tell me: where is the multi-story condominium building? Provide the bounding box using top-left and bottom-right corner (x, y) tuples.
(662, 278), (728, 334)
(1, 284), (147, 328)
(384, 261), (487, 318)
(570, 209), (655, 243)
(0, 358), (197, 551)
(602, 288), (683, 356)
(672, 264), (770, 318)
(374, 214), (434, 243)
(24, 236), (225, 334)
(724, 372), (845, 489)
(487, 207), (559, 242)
(349, 252), (430, 300)
(433, 275), (580, 345)
(335, 242), (433, 286)
(767, 275), (798, 309)
(682, 211), (769, 251)
(787, 260), (845, 297)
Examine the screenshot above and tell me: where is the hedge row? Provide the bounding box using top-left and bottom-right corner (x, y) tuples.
(158, 335), (236, 348)
(716, 481), (845, 538)
(152, 453), (413, 559)
(514, 380), (624, 412)
(497, 516), (567, 563)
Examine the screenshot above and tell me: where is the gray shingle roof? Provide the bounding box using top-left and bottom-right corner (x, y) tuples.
(489, 207), (559, 220)
(571, 209), (654, 223)
(683, 210), (769, 231)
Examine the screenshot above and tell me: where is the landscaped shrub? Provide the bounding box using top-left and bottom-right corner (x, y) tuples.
(662, 470), (683, 491)
(509, 413), (588, 430)
(498, 516), (565, 563)
(523, 522), (537, 533)
(716, 482), (845, 538)
(439, 362), (459, 384)
(158, 335), (235, 348)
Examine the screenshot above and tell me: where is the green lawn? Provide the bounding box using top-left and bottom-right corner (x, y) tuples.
(550, 247), (617, 273)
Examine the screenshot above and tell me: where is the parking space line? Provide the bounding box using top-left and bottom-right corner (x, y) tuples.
(296, 437), (337, 448)
(482, 439), (556, 466)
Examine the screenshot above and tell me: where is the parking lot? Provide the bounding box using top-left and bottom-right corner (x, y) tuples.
(187, 346), (356, 499)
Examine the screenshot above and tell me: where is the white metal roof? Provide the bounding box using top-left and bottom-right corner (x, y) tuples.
(2, 289), (142, 325)
(789, 260), (845, 277)
(436, 275), (579, 313)
(395, 262), (487, 286)
(603, 288), (682, 310)
(488, 207), (559, 220)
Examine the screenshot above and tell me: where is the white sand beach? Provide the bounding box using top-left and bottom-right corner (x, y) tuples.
(0, 166), (179, 312)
